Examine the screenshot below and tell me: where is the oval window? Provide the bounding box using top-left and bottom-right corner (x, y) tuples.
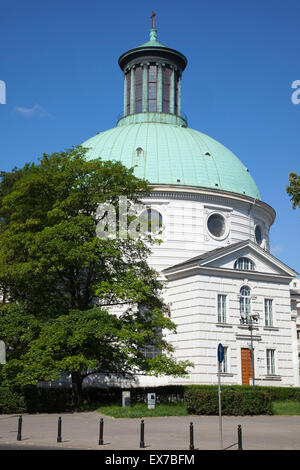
(207, 213), (226, 238)
(255, 225), (262, 245)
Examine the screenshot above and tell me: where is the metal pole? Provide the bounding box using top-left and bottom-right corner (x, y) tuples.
(98, 418), (104, 445)
(218, 361), (223, 450)
(140, 419), (145, 448)
(57, 416), (62, 443)
(249, 321), (255, 391)
(237, 424), (243, 450)
(17, 415), (22, 441)
(189, 422), (194, 450)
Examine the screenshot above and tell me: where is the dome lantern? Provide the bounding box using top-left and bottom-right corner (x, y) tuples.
(117, 13), (188, 127)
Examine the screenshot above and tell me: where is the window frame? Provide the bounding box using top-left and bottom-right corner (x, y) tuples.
(217, 294), (227, 324)
(240, 285), (251, 322)
(264, 298), (274, 327)
(234, 257), (255, 271)
(148, 65), (157, 112)
(255, 224), (263, 246)
(134, 66), (143, 113)
(206, 212), (228, 240)
(162, 66), (172, 113)
(220, 346), (228, 373)
(266, 349), (275, 375)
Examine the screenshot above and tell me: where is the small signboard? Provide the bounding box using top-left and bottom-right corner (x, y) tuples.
(147, 393), (156, 409)
(122, 391), (130, 408)
(218, 343), (224, 363)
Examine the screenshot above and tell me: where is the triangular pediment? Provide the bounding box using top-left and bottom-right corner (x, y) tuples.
(163, 240), (298, 278)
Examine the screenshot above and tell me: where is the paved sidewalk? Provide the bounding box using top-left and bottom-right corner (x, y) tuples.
(0, 412), (299, 450)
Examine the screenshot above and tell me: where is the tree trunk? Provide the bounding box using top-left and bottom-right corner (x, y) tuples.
(71, 373), (83, 408)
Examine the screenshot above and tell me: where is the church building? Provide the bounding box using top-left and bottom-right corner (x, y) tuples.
(82, 18), (299, 388)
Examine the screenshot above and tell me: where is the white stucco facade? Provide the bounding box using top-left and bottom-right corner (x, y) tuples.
(78, 187), (300, 390)
(142, 186), (275, 272)
(162, 240), (299, 387)
(118, 185), (299, 389)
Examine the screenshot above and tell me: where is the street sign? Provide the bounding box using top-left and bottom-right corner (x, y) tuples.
(217, 343), (224, 450)
(218, 343), (224, 363)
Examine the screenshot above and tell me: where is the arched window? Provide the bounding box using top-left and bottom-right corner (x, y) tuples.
(234, 257), (255, 271)
(240, 285), (251, 322)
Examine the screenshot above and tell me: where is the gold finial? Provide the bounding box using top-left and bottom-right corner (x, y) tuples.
(150, 11), (156, 29)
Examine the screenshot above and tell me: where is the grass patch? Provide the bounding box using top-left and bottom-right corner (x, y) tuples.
(272, 400), (300, 415)
(97, 402), (188, 418)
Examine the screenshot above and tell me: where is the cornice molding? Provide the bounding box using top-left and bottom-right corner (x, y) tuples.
(145, 185), (276, 225)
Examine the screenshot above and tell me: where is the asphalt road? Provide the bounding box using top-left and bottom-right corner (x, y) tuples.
(0, 412), (299, 451)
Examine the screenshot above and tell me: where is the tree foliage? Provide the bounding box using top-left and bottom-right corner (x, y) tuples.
(287, 172), (300, 210)
(0, 147), (192, 402)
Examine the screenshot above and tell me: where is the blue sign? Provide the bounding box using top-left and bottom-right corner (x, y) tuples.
(218, 343), (224, 363)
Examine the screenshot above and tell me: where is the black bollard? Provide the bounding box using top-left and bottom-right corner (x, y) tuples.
(57, 416), (62, 443)
(189, 422), (194, 450)
(17, 415), (22, 441)
(98, 418), (104, 445)
(237, 424), (243, 450)
(140, 419), (145, 448)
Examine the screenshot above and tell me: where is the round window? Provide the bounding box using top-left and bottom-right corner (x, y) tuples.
(139, 208), (163, 234)
(207, 213), (226, 238)
(255, 225), (262, 245)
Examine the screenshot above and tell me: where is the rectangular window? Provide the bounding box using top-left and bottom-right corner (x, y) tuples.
(218, 294), (226, 323)
(162, 67), (172, 113)
(135, 66), (143, 113)
(266, 349), (275, 375)
(265, 299), (273, 326)
(221, 347), (228, 373)
(148, 65), (157, 112)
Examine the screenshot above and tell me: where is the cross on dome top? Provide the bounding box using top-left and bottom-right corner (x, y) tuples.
(150, 11), (156, 29)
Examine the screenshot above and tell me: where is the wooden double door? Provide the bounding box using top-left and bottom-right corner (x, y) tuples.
(241, 348), (254, 385)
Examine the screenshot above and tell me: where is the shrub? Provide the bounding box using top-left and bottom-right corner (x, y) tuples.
(22, 386), (73, 413)
(184, 388), (272, 415)
(2, 383), (299, 415)
(0, 387), (26, 414)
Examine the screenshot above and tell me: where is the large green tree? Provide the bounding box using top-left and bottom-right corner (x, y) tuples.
(0, 147), (191, 403)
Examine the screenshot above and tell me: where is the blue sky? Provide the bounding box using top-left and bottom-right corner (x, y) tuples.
(0, 0), (299, 273)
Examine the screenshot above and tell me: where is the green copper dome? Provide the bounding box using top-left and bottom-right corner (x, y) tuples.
(82, 23), (260, 201)
(82, 121), (260, 200)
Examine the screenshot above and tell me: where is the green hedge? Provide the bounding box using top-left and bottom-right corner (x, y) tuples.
(0, 387), (26, 414)
(83, 385), (185, 405)
(255, 385), (300, 402)
(22, 387), (74, 413)
(1, 384), (300, 414)
(184, 388), (273, 415)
